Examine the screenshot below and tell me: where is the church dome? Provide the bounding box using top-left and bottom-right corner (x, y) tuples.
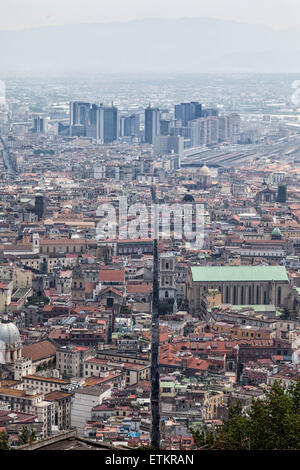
(0, 321), (20, 345)
(199, 164), (210, 177)
(272, 227), (281, 237)
(182, 193), (195, 202)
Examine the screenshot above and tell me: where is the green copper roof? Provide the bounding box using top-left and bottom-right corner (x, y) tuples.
(160, 381), (175, 388)
(191, 266), (288, 282)
(231, 305), (277, 312)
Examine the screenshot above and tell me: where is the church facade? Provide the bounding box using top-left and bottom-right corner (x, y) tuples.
(186, 265), (291, 315)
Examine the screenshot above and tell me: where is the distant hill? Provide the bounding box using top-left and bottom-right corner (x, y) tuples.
(1, 17), (300, 74)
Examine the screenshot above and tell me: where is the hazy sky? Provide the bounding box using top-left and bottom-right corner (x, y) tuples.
(0, 0), (300, 30)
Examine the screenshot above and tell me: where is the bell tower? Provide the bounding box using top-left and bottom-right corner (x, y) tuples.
(71, 265), (86, 302)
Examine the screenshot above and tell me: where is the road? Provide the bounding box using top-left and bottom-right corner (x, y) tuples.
(0, 135), (18, 178)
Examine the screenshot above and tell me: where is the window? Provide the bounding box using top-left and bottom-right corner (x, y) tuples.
(277, 287), (281, 305)
(241, 286), (244, 304)
(233, 286), (237, 305)
(226, 286), (229, 303)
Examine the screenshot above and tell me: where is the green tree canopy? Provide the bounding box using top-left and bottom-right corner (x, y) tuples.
(0, 431), (10, 451)
(192, 379), (300, 450)
(18, 426), (36, 446)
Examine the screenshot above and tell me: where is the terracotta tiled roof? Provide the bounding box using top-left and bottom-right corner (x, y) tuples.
(98, 287), (123, 297)
(127, 283), (152, 294)
(85, 282), (97, 294)
(98, 269), (125, 283)
(44, 391), (71, 401)
(40, 238), (87, 245)
(22, 340), (58, 362)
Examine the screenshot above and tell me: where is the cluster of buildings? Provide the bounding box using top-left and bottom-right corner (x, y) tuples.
(33, 100), (241, 159)
(0, 89), (300, 449)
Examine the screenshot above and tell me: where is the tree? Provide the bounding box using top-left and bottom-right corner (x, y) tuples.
(0, 431), (10, 450)
(30, 429), (37, 443)
(18, 426), (36, 446)
(281, 307), (290, 320)
(192, 379), (300, 450)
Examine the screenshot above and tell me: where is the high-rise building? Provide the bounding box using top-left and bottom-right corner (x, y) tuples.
(32, 116), (49, 133)
(95, 104), (118, 143)
(228, 113), (241, 140)
(119, 114), (140, 137)
(69, 102), (91, 127)
(69, 102), (118, 142)
(190, 118), (209, 147)
(189, 114), (241, 147)
(69, 101), (92, 136)
(153, 135), (184, 158)
(145, 106), (160, 144)
(160, 119), (171, 136)
(202, 107), (219, 118)
(174, 102), (202, 126)
(218, 115), (230, 141)
(210, 117), (219, 144)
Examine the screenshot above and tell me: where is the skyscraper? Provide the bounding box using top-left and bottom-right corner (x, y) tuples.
(69, 101), (118, 142)
(119, 114), (140, 138)
(159, 119), (171, 136)
(69, 101), (92, 137)
(174, 102), (202, 126)
(202, 107), (219, 118)
(145, 106), (160, 144)
(96, 104), (118, 144)
(190, 116), (219, 147)
(218, 115), (230, 141)
(32, 116), (49, 133)
(69, 102), (91, 127)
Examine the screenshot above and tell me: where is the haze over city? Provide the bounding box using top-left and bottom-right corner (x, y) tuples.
(0, 0), (299, 457)
(1, 0), (300, 30)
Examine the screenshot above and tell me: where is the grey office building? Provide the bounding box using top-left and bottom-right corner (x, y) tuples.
(96, 104), (118, 143)
(145, 106), (160, 144)
(174, 102), (202, 126)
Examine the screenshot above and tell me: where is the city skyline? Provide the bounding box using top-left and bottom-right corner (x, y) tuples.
(0, 0), (299, 455)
